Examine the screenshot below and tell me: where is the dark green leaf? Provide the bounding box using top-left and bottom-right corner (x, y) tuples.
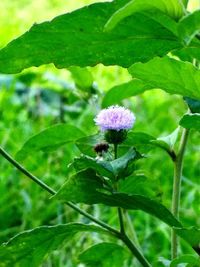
(54, 169), (181, 228)
(129, 56), (200, 100)
(73, 155), (115, 180)
(179, 114), (200, 131)
(110, 148), (142, 179)
(178, 10), (200, 45)
(102, 79), (152, 108)
(184, 97), (200, 113)
(16, 124), (85, 160)
(105, 0), (184, 31)
(79, 242), (128, 267)
(175, 227), (200, 249)
(0, 1), (181, 74)
(76, 134), (103, 157)
(0, 223), (109, 267)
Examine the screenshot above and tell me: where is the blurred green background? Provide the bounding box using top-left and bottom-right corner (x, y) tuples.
(0, 0), (200, 266)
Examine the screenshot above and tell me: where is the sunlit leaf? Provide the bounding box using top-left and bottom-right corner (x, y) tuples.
(16, 124), (85, 160)
(129, 56), (200, 100)
(105, 0), (184, 31)
(102, 79), (152, 108)
(0, 1), (182, 74)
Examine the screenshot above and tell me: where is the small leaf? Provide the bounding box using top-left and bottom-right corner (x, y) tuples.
(129, 56), (200, 100)
(0, 223), (109, 267)
(73, 155), (115, 180)
(110, 147), (142, 179)
(68, 66), (93, 92)
(170, 254), (200, 267)
(179, 114), (200, 131)
(79, 242), (128, 267)
(105, 0), (184, 31)
(151, 127), (179, 155)
(76, 134), (103, 157)
(102, 79), (151, 108)
(184, 97), (200, 113)
(178, 10), (200, 45)
(16, 124), (85, 160)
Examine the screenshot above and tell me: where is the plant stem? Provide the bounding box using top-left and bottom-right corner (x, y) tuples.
(0, 146), (119, 236)
(113, 143), (125, 234)
(0, 146), (151, 266)
(120, 233), (151, 267)
(171, 128), (190, 259)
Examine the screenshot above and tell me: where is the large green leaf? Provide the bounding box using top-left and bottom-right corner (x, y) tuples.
(178, 10), (200, 45)
(129, 56), (200, 100)
(105, 0), (184, 31)
(184, 97), (200, 113)
(79, 242), (128, 267)
(0, 223), (108, 267)
(16, 124), (85, 160)
(0, 1), (181, 74)
(179, 114), (200, 131)
(102, 79), (152, 108)
(54, 169), (181, 228)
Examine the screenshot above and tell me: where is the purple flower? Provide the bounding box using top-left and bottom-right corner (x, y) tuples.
(94, 105), (135, 131)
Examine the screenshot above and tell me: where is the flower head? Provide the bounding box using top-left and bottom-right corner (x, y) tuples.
(94, 105), (135, 131)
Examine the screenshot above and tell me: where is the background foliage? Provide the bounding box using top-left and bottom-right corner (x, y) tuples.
(0, 0), (200, 266)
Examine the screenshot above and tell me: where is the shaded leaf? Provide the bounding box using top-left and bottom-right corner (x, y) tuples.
(178, 10), (200, 45)
(175, 227), (200, 252)
(0, 223), (109, 267)
(0, 1), (181, 74)
(129, 56), (200, 100)
(16, 124), (85, 160)
(76, 134), (103, 157)
(54, 169), (181, 228)
(179, 114), (200, 131)
(102, 79), (152, 108)
(79, 242), (128, 267)
(184, 97), (200, 113)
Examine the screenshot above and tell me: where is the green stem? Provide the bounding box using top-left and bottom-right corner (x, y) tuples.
(171, 128), (190, 259)
(0, 146), (119, 236)
(120, 234), (151, 267)
(113, 144), (125, 234)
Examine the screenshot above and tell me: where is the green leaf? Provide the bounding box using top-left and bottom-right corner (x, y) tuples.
(79, 242), (128, 267)
(73, 155), (115, 180)
(174, 227), (200, 254)
(68, 66), (93, 92)
(0, 1), (181, 74)
(110, 147), (142, 179)
(105, 0), (184, 31)
(54, 169), (181, 228)
(102, 79), (152, 108)
(170, 254), (200, 267)
(76, 134), (102, 157)
(151, 127), (180, 154)
(16, 124), (85, 160)
(184, 97), (200, 113)
(178, 10), (200, 45)
(179, 114), (200, 131)
(73, 148), (142, 181)
(0, 223), (109, 267)
(129, 56), (200, 100)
